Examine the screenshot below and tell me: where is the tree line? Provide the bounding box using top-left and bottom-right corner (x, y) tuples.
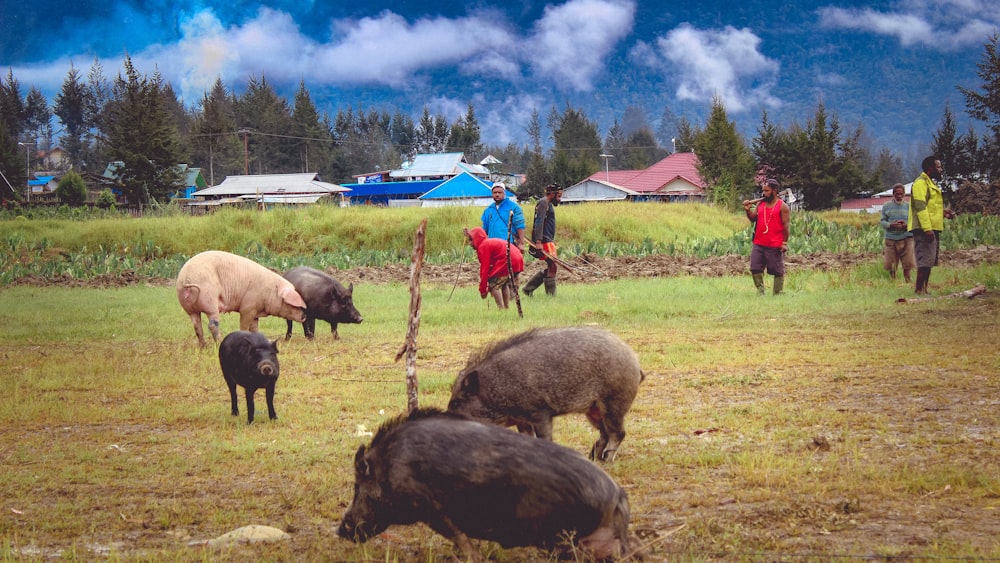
(2, 33), (998, 210)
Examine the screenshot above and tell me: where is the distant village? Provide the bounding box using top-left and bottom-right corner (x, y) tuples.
(20, 147), (903, 214)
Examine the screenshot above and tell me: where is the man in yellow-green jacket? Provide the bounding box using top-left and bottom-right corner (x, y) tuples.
(908, 155), (955, 295)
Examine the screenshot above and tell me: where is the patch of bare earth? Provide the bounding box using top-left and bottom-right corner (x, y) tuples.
(14, 246), (1000, 289)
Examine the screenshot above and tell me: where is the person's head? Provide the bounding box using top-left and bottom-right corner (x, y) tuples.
(491, 183), (506, 203)
(762, 178), (780, 201)
(892, 183), (906, 202)
(922, 156), (942, 180)
(464, 226), (486, 248)
(545, 183), (563, 204)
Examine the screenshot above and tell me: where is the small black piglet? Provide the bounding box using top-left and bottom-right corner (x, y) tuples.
(218, 330), (281, 424)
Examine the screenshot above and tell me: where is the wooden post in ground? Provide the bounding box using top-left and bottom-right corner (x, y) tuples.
(395, 218), (427, 413)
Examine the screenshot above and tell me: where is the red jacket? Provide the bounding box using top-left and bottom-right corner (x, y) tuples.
(468, 227), (524, 296)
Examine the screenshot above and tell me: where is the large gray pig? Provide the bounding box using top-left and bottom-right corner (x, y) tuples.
(175, 250), (307, 347)
(282, 266), (363, 340)
(338, 408), (632, 562)
(448, 326), (645, 462)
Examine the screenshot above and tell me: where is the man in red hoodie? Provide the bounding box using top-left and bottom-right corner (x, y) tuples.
(464, 227), (524, 309)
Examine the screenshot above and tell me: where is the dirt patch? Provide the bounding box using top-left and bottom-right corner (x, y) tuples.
(10, 246), (1000, 289)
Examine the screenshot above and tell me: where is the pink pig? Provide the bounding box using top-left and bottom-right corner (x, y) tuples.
(176, 250), (307, 347)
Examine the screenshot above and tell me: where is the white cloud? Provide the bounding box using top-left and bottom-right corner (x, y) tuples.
(817, 1), (1000, 50)
(639, 24), (780, 113)
(525, 0), (636, 91)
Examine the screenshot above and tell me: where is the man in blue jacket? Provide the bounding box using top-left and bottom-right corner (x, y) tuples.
(481, 183), (525, 248)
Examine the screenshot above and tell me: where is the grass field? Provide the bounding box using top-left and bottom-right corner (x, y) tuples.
(2, 260), (999, 560)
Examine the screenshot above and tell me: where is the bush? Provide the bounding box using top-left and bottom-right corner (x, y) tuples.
(55, 171), (88, 206)
(96, 189), (117, 209)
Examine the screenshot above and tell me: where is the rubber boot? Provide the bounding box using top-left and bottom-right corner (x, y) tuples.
(772, 275), (784, 295)
(543, 276), (557, 296)
(522, 271), (545, 296)
(752, 273), (765, 295)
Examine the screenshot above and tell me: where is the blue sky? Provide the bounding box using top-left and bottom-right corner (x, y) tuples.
(2, 0), (997, 158)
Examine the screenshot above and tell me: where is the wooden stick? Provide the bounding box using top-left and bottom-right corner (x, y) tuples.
(395, 218), (427, 413)
(746, 189), (792, 205)
(506, 211), (523, 318)
(897, 285), (985, 304)
(527, 241), (577, 274)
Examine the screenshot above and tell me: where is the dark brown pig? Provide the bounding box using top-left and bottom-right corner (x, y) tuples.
(176, 250), (307, 347)
(218, 330), (281, 424)
(282, 266), (363, 340)
(338, 408), (631, 561)
(448, 326), (644, 462)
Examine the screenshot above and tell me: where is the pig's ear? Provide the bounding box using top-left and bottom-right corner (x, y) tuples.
(459, 371), (480, 395)
(281, 287), (307, 309)
(270, 339), (280, 354)
(354, 445), (371, 477)
(347, 282), (354, 294)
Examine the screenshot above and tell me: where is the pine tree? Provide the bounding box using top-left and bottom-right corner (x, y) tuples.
(54, 65), (92, 169)
(549, 105), (601, 189)
(233, 75), (295, 174)
(447, 103), (483, 160)
(932, 104), (960, 185)
(292, 81), (333, 174)
(693, 97), (755, 209)
(958, 32), (1000, 177)
(603, 120), (626, 170)
(191, 77), (242, 185)
(104, 55), (184, 204)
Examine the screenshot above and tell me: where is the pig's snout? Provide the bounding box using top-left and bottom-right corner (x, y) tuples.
(337, 516), (373, 543)
(257, 360), (278, 378)
(353, 313), (363, 324)
(295, 308), (307, 322)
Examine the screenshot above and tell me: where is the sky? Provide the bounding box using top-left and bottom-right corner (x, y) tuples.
(1, 0), (997, 162)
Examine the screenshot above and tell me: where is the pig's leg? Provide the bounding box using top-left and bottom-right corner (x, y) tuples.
(265, 382), (278, 420)
(189, 313), (207, 347)
(226, 378), (239, 417)
(532, 415), (554, 441)
(330, 322), (339, 340)
(285, 319), (294, 341)
(244, 386), (257, 424)
(207, 314), (221, 343)
(303, 316), (316, 339)
(430, 515), (481, 563)
(586, 403), (611, 461)
(591, 402), (627, 462)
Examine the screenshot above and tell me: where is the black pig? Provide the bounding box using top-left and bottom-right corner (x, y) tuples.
(283, 266), (362, 340)
(218, 331), (280, 424)
(448, 326), (645, 462)
(338, 408), (631, 561)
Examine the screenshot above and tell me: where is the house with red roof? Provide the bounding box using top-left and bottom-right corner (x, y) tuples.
(562, 152), (707, 203)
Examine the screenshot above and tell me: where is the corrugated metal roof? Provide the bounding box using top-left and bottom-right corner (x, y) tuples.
(390, 152), (490, 179)
(586, 152), (705, 194)
(193, 173), (350, 197)
(343, 180), (441, 197)
(419, 172), (494, 199)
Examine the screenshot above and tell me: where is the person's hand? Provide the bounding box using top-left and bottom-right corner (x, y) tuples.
(781, 242), (788, 253)
(480, 292), (487, 299)
(925, 229), (935, 239)
(944, 209), (955, 219)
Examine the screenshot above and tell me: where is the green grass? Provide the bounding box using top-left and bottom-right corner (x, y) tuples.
(2, 261), (999, 560)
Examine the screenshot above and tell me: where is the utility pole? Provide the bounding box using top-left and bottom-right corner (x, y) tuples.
(599, 153), (611, 182)
(238, 129), (251, 175)
(17, 141), (35, 202)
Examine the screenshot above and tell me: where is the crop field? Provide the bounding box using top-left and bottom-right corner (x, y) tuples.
(1, 204), (999, 561)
